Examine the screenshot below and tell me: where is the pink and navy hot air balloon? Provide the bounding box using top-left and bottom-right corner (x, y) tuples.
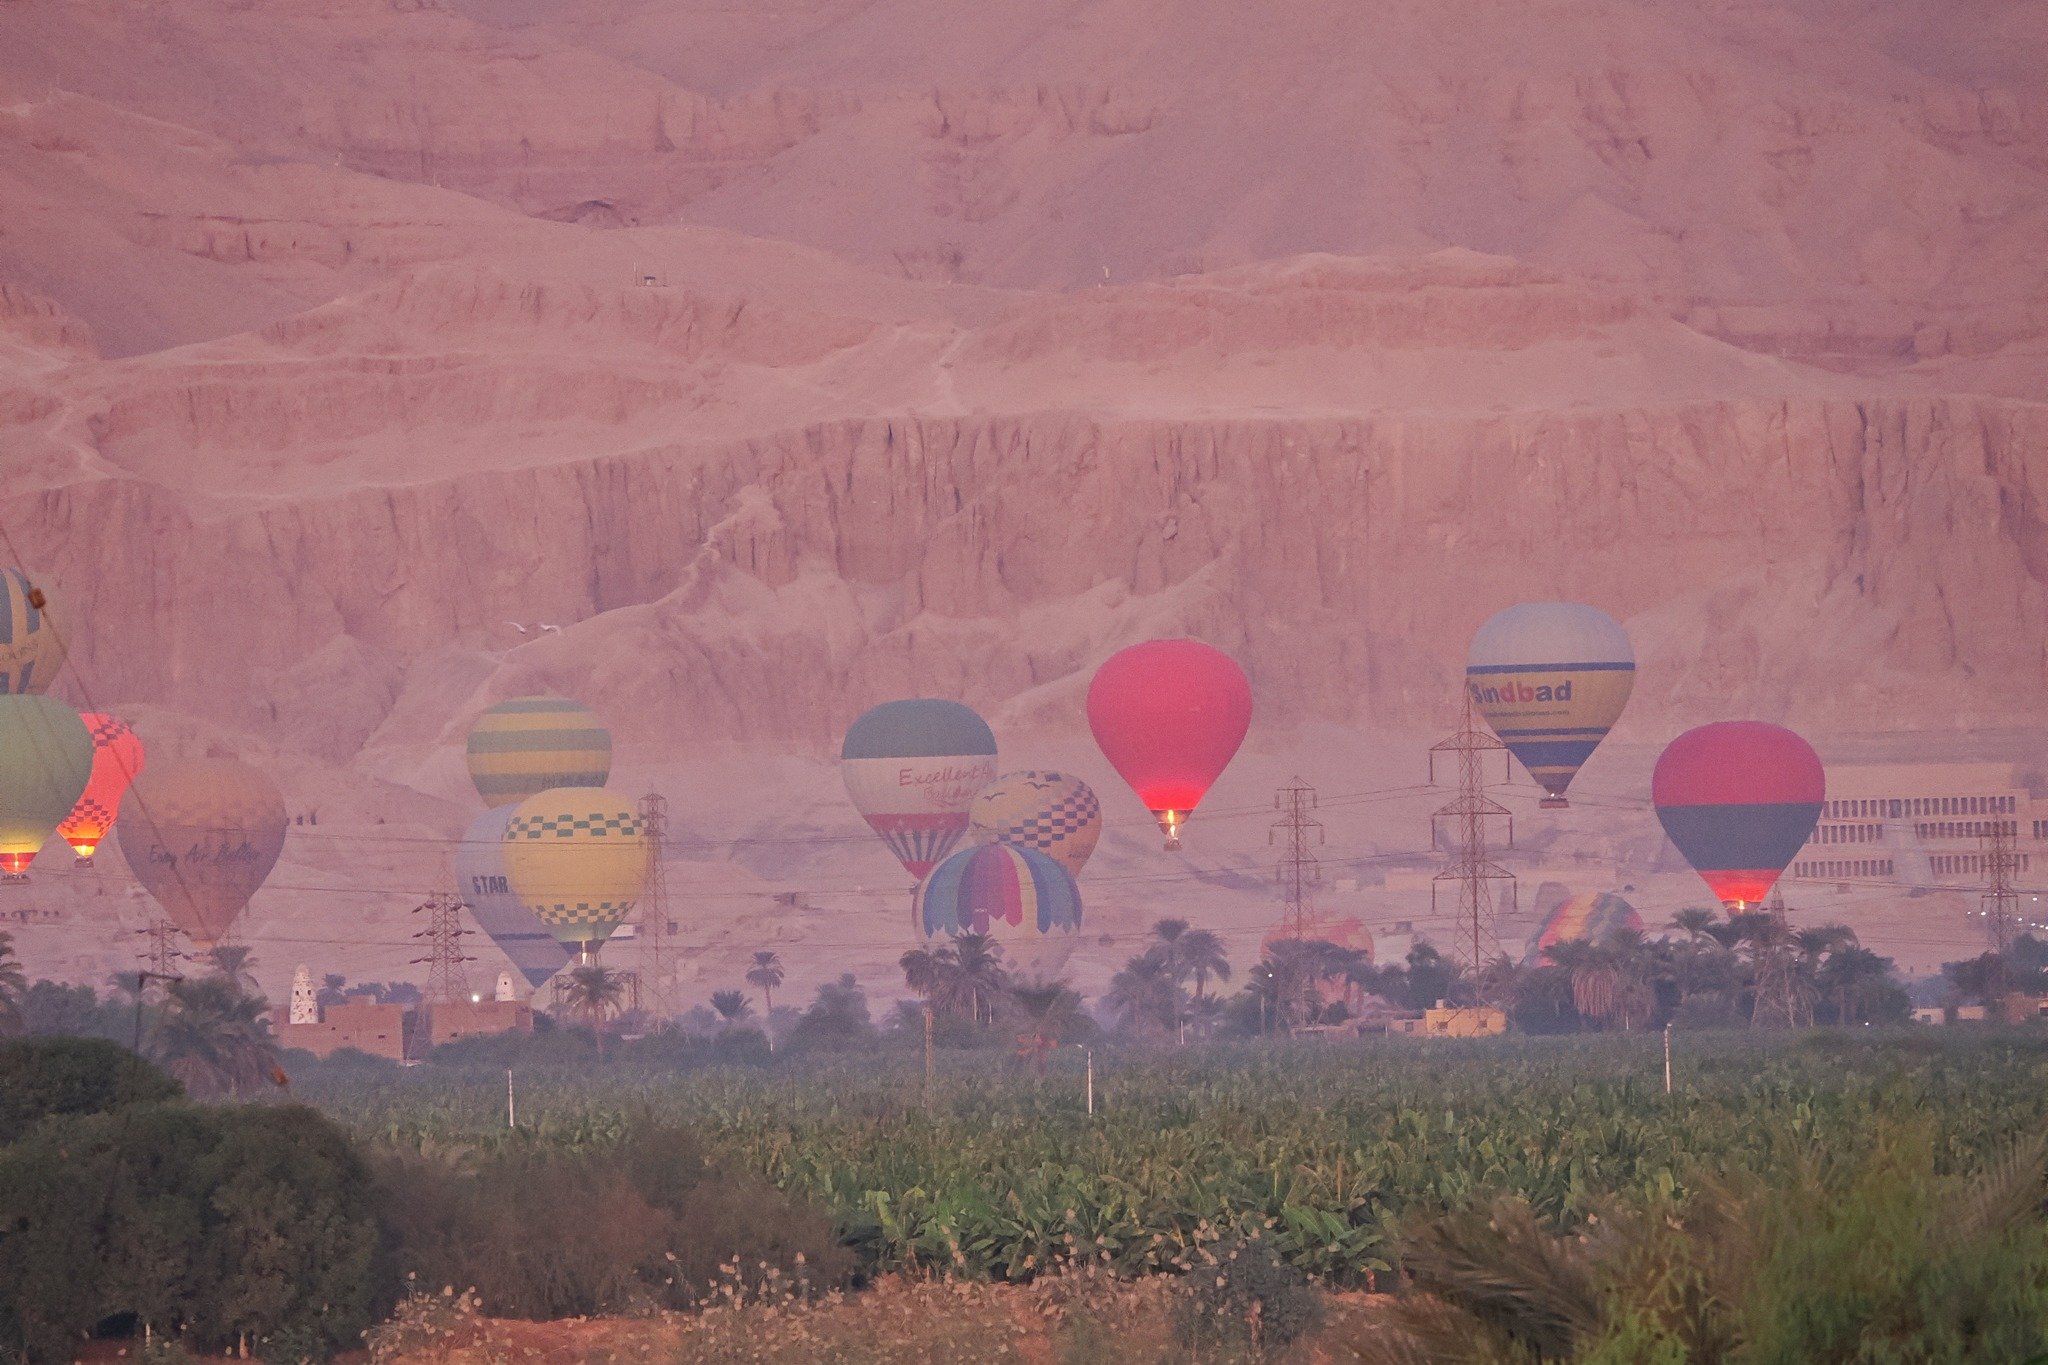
(1653, 722), (1824, 910)
(841, 699), (998, 881)
(1087, 639), (1253, 849)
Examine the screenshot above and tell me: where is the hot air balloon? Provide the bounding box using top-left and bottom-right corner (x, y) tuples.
(915, 842), (1082, 982)
(969, 770), (1102, 879)
(0, 568), (66, 696)
(1466, 603), (1634, 809)
(1523, 891), (1644, 965)
(455, 805), (574, 989)
(466, 697), (611, 808)
(841, 700), (998, 881)
(1087, 639), (1252, 849)
(1654, 721), (1824, 910)
(116, 758), (287, 949)
(501, 788), (648, 959)
(57, 713), (145, 862)
(0, 696), (93, 876)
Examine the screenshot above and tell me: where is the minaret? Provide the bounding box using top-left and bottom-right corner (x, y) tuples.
(496, 970), (516, 1003)
(289, 964), (318, 1025)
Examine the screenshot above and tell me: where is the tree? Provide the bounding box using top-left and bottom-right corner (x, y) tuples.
(0, 1036), (181, 1143)
(901, 942), (964, 1017)
(953, 933), (1010, 1027)
(1008, 981), (1087, 1075)
(0, 932), (25, 1036)
(1817, 945), (1904, 1025)
(709, 989), (753, 1027)
(786, 973), (873, 1052)
(206, 944), (262, 998)
(745, 951), (784, 1016)
(1180, 926), (1233, 1000)
(149, 977), (281, 1100)
(1257, 938), (1364, 1033)
(557, 965), (629, 1056)
(1104, 953), (1179, 1040)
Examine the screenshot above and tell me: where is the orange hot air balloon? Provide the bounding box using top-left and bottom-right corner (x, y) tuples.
(57, 714), (145, 862)
(116, 758), (287, 950)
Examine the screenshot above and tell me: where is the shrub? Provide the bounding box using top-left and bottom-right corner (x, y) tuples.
(0, 1102), (386, 1361)
(1172, 1234), (1324, 1356)
(371, 1122), (853, 1319)
(0, 1035), (181, 1143)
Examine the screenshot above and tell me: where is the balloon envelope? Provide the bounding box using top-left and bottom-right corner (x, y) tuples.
(1086, 639), (1251, 846)
(1467, 602), (1634, 806)
(455, 805), (574, 989)
(502, 788), (649, 952)
(969, 770), (1102, 878)
(1654, 721), (1824, 909)
(1524, 891), (1643, 965)
(0, 569), (66, 697)
(916, 842), (1082, 981)
(0, 696), (92, 874)
(841, 699), (998, 880)
(58, 713), (146, 860)
(466, 697), (611, 808)
(116, 758), (287, 948)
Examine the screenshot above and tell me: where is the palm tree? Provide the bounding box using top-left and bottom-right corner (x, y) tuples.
(1008, 981), (1086, 1075)
(0, 931), (26, 1036)
(709, 989), (753, 1028)
(1179, 926), (1232, 1000)
(953, 933), (1010, 1027)
(206, 944), (261, 998)
(150, 976), (280, 1098)
(1146, 919), (1197, 1041)
(1262, 938), (1363, 1033)
(745, 951), (784, 1016)
(558, 963), (628, 1053)
(1104, 953), (1179, 1040)
(901, 942), (963, 1017)
(1818, 945), (1895, 1025)
(1670, 906), (1720, 944)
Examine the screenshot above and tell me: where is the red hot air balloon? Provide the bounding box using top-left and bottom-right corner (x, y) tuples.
(1086, 639), (1252, 849)
(1653, 721), (1824, 910)
(58, 714), (145, 862)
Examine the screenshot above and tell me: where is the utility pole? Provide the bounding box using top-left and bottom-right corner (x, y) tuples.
(1270, 779), (1324, 939)
(1981, 816), (2022, 955)
(1430, 693), (1517, 979)
(136, 919), (184, 978)
(411, 891), (474, 1005)
(637, 793), (675, 1023)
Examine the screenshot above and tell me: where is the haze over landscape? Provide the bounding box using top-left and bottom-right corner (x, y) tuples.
(2, 0), (2044, 1003)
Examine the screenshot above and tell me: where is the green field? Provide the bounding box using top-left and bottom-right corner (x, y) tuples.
(291, 1028), (2048, 1287)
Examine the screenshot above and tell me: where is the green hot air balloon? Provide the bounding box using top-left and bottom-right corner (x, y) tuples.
(0, 695), (93, 875)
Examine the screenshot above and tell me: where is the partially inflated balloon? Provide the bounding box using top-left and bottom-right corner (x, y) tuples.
(969, 770), (1102, 878)
(502, 788), (648, 955)
(916, 842), (1082, 982)
(0, 696), (92, 874)
(116, 758), (287, 948)
(466, 697), (611, 807)
(841, 700), (997, 880)
(1087, 639), (1252, 848)
(1523, 891), (1643, 965)
(1654, 722), (1824, 910)
(0, 569), (66, 696)
(58, 714), (145, 861)
(1467, 603), (1634, 808)
(455, 805), (574, 989)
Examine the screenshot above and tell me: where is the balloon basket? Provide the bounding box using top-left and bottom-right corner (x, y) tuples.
(0, 873), (23, 884)
(1162, 834), (1182, 852)
(1539, 795), (1569, 810)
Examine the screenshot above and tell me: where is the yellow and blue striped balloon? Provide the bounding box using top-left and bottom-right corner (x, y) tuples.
(1466, 603), (1634, 808)
(0, 569), (66, 696)
(465, 696), (611, 808)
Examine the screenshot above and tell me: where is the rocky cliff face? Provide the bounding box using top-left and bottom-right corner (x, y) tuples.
(0, 0), (2042, 995)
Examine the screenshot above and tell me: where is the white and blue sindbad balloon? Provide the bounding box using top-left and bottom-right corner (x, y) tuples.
(1466, 602), (1635, 809)
(454, 806), (574, 990)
